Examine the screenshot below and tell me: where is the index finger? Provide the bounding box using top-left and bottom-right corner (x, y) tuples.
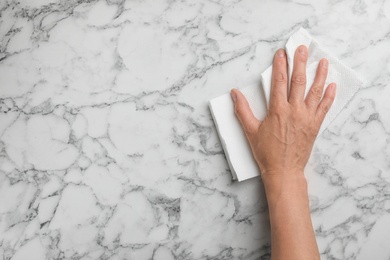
(269, 49), (288, 109)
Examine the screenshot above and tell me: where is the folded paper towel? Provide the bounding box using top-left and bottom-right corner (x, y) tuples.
(209, 28), (365, 182)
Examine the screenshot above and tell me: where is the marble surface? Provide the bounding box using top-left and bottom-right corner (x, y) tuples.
(0, 0), (390, 259)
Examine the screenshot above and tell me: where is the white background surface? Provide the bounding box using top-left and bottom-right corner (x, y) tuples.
(0, 0), (390, 259)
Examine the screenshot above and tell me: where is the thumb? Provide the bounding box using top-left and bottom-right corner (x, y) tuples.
(231, 88), (260, 134)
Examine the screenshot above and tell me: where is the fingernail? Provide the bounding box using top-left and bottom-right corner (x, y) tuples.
(298, 45), (307, 56)
(322, 59), (328, 69)
(231, 90), (237, 103)
(277, 49), (285, 58)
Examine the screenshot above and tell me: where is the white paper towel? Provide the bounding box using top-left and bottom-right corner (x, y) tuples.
(209, 28), (365, 182)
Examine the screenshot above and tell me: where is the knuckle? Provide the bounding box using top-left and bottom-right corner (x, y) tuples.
(244, 123), (257, 135)
(272, 110), (283, 119)
(270, 109), (290, 124)
(292, 108), (304, 120)
(268, 109), (280, 119)
(310, 86), (322, 99)
(270, 102), (285, 114)
(291, 74), (306, 85)
(319, 102), (330, 114)
(292, 104), (310, 120)
(273, 72), (286, 83)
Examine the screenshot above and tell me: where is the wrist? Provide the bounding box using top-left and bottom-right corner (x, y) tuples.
(261, 170), (308, 201)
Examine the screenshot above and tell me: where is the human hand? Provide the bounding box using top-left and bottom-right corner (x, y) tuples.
(231, 45), (336, 184)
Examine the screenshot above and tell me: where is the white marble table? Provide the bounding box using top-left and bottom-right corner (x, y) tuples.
(1, 0), (390, 259)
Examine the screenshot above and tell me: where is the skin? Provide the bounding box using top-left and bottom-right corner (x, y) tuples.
(230, 45), (336, 260)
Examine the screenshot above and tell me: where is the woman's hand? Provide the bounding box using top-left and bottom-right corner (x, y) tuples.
(231, 45), (336, 183)
(230, 45), (336, 260)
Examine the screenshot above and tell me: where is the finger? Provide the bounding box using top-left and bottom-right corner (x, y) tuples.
(305, 58), (329, 110)
(289, 45), (308, 105)
(270, 49), (288, 109)
(231, 89), (261, 134)
(315, 83), (336, 126)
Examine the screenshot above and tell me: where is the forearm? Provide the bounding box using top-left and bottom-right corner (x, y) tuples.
(263, 173), (320, 260)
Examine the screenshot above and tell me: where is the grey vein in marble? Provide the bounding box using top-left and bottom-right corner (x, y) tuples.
(1, 0), (390, 259)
